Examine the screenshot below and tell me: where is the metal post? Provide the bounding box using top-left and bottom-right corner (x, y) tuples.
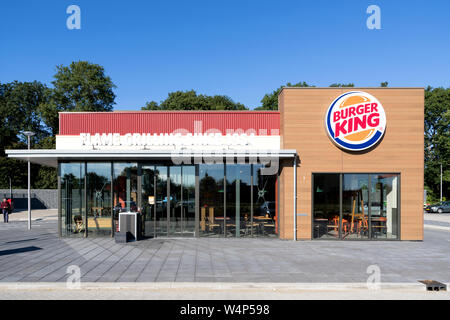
(9, 177), (12, 199)
(440, 163), (443, 203)
(293, 156), (297, 241)
(27, 135), (31, 230)
(23, 131), (34, 231)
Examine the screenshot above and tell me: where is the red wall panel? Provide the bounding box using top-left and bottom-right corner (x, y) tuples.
(59, 111), (280, 136)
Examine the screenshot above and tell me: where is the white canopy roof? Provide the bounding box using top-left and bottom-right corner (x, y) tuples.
(6, 149), (298, 168)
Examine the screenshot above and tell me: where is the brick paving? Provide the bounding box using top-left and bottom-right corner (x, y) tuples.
(0, 213), (449, 283)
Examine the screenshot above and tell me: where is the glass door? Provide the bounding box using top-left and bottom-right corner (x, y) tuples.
(86, 163), (112, 237)
(168, 166), (196, 237)
(112, 163), (138, 233)
(155, 166), (168, 236)
(169, 166), (182, 236)
(141, 165), (155, 238)
(182, 166), (196, 236)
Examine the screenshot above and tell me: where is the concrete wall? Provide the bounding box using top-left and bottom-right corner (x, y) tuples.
(0, 189), (57, 209)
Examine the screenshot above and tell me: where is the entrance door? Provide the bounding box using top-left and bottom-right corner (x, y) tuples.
(155, 166), (168, 236)
(168, 166), (196, 237)
(141, 164), (196, 238)
(182, 166), (196, 236)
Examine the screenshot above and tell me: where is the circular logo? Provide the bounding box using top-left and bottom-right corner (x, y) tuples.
(325, 91), (386, 151)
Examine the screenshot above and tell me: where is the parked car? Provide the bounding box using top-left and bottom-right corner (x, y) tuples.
(427, 201), (450, 213)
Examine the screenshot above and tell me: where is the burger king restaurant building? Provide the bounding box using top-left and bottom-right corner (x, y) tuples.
(6, 88), (424, 241)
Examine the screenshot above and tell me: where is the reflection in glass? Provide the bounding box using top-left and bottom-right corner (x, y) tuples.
(370, 174), (399, 239)
(86, 163), (112, 236)
(182, 166), (196, 236)
(342, 174), (369, 239)
(141, 165), (155, 237)
(226, 164), (251, 237)
(169, 166), (182, 236)
(252, 164), (277, 237)
(199, 164), (224, 237)
(113, 163), (138, 233)
(60, 162), (85, 237)
(155, 166), (168, 236)
(313, 174), (340, 239)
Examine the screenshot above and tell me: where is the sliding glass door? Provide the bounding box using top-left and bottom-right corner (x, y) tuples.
(86, 163), (112, 237)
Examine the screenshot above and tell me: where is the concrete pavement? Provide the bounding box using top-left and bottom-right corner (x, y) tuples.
(0, 210), (449, 299)
(0, 282), (449, 300)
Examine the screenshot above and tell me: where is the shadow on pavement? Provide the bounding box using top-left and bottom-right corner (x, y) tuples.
(0, 246), (42, 256)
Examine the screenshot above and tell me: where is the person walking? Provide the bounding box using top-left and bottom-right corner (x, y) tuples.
(1, 198), (11, 223)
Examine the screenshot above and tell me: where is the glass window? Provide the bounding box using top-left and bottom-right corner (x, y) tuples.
(141, 165), (155, 238)
(86, 163), (112, 236)
(370, 174), (399, 239)
(182, 166), (196, 236)
(169, 166), (182, 236)
(253, 164), (277, 237)
(199, 164), (224, 237)
(155, 166), (168, 236)
(226, 164), (251, 237)
(312, 173), (400, 240)
(113, 163), (138, 232)
(342, 174), (369, 240)
(60, 162), (85, 237)
(313, 174), (340, 239)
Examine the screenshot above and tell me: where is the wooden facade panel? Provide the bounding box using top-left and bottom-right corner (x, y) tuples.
(278, 88), (424, 241)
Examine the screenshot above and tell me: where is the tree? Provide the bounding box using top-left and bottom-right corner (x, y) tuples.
(424, 86), (450, 201)
(329, 83), (355, 87)
(40, 61), (116, 135)
(255, 81), (313, 110)
(0, 81), (52, 189)
(380, 81), (389, 87)
(141, 90), (247, 111)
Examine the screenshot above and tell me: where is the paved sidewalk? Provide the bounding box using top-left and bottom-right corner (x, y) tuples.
(1, 282), (449, 300)
(7, 209), (58, 222)
(424, 212), (450, 231)
(0, 212), (449, 284)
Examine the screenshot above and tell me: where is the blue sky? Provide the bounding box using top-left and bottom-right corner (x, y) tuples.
(1, 0), (449, 110)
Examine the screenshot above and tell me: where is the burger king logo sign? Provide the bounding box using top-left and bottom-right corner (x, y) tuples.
(325, 91), (386, 151)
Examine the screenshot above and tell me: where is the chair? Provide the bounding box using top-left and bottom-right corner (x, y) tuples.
(327, 216), (348, 238)
(200, 207), (206, 231)
(207, 207), (220, 233)
(372, 217), (387, 237)
(327, 216), (340, 237)
(357, 217), (369, 236)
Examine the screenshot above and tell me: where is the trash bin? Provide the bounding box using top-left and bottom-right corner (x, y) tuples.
(118, 212), (142, 241)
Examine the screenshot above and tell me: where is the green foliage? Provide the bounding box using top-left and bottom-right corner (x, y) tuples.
(1, 67), (449, 200)
(424, 86), (450, 200)
(329, 83), (355, 87)
(141, 90), (247, 111)
(256, 81), (313, 111)
(39, 61), (116, 135)
(0, 81), (50, 150)
(0, 81), (54, 189)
